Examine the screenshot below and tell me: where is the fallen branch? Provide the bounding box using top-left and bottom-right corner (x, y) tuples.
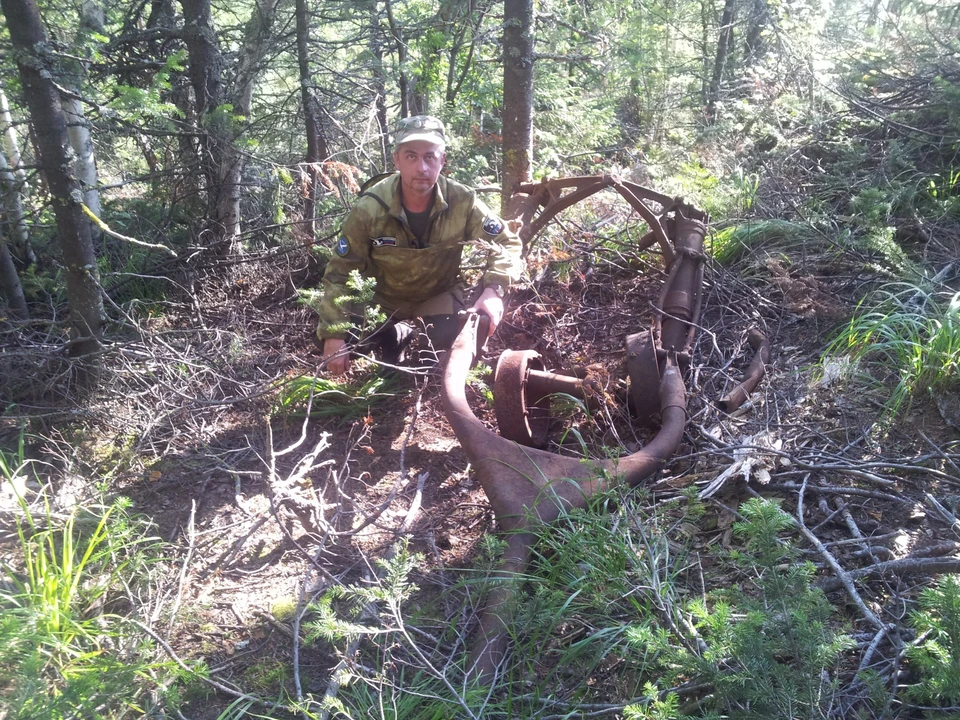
(820, 556), (960, 592)
(82, 202), (178, 257)
(795, 478), (885, 631)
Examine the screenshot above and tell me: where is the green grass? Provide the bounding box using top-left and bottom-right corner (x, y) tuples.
(0, 449), (174, 719)
(709, 220), (821, 265)
(272, 373), (398, 420)
(299, 490), (854, 719)
(823, 285), (960, 421)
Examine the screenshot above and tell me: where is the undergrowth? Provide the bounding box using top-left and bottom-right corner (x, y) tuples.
(304, 493), (859, 719)
(0, 443), (176, 719)
(823, 284), (960, 422)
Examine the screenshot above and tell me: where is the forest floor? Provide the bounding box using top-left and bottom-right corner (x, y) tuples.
(3, 189), (960, 717)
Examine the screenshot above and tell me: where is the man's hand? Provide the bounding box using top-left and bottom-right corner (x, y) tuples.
(322, 338), (350, 374)
(470, 287), (504, 337)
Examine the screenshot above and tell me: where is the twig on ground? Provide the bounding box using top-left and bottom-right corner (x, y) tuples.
(820, 556), (960, 592)
(796, 477), (885, 631)
(165, 499), (196, 639)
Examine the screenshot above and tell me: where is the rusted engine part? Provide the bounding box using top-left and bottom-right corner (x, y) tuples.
(504, 174), (710, 425)
(441, 312), (687, 684)
(493, 350), (602, 447)
(505, 174), (683, 265)
(627, 210), (709, 425)
(717, 328), (770, 413)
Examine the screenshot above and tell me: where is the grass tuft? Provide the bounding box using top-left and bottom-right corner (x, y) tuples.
(823, 285), (960, 421)
(272, 373), (397, 420)
(0, 451), (173, 719)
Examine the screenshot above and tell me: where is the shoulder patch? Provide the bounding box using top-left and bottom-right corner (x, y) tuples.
(371, 236), (398, 248)
(482, 215), (505, 236)
(335, 236), (350, 256)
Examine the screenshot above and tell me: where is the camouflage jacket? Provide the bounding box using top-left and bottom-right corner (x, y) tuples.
(317, 173), (524, 340)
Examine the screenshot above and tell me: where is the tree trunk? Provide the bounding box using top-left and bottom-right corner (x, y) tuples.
(384, 0), (412, 118)
(706, 0), (737, 123)
(0, 0), (103, 364)
(744, 0), (769, 65)
(0, 230), (28, 321)
(296, 0), (322, 243)
(180, 0), (236, 248)
(62, 96), (103, 234)
(180, 0), (280, 252)
(0, 88), (34, 265)
(444, 2), (485, 108)
(501, 0), (535, 214)
(0, 145), (31, 268)
(369, 0), (389, 167)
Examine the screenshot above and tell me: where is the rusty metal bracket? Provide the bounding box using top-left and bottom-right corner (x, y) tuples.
(717, 329), (770, 413)
(494, 350), (603, 447)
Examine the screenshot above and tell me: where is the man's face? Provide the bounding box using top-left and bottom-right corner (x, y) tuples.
(394, 140), (446, 198)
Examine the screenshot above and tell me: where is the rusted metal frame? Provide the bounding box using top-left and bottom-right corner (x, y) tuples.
(626, 213), (707, 424)
(514, 175), (673, 208)
(717, 328), (770, 413)
(617, 178), (675, 208)
(516, 177), (615, 244)
(442, 312), (687, 684)
(508, 175), (680, 266)
(609, 180), (676, 266)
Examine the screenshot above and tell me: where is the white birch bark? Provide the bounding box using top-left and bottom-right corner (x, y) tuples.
(62, 95), (102, 223)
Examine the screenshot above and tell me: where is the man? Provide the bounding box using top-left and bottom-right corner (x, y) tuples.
(317, 115), (525, 374)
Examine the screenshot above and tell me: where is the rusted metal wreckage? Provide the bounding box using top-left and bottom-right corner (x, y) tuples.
(439, 174), (770, 683)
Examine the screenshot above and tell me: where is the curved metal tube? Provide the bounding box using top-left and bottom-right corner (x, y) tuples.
(442, 312), (687, 684)
(717, 328), (770, 413)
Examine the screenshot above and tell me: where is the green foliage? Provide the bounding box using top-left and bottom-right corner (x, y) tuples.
(298, 269), (386, 340)
(624, 688), (701, 720)
(906, 575), (960, 705)
(303, 541), (491, 719)
(710, 220), (822, 265)
(467, 361), (493, 406)
(684, 498), (853, 719)
(0, 463), (171, 719)
(824, 285), (960, 421)
(272, 373), (396, 420)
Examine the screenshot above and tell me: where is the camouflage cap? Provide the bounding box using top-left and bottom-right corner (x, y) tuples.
(394, 115), (446, 148)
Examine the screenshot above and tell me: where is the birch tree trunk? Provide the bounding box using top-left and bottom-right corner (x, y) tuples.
(0, 88), (34, 265)
(0, 0), (104, 366)
(62, 96), (102, 229)
(0, 230), (28, 321)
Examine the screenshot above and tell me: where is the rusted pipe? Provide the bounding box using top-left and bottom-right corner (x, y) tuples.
(658, 214), (707, 353)
(442, 312), (687, 684)
(526, 368), (600, 408)
(717, 328), (770, 413)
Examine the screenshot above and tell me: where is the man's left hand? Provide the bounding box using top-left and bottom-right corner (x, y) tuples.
(470, 287), (504, 337)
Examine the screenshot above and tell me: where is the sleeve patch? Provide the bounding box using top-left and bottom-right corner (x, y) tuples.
(335, 236), (350, 256)
(482, 216), (505, 236)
